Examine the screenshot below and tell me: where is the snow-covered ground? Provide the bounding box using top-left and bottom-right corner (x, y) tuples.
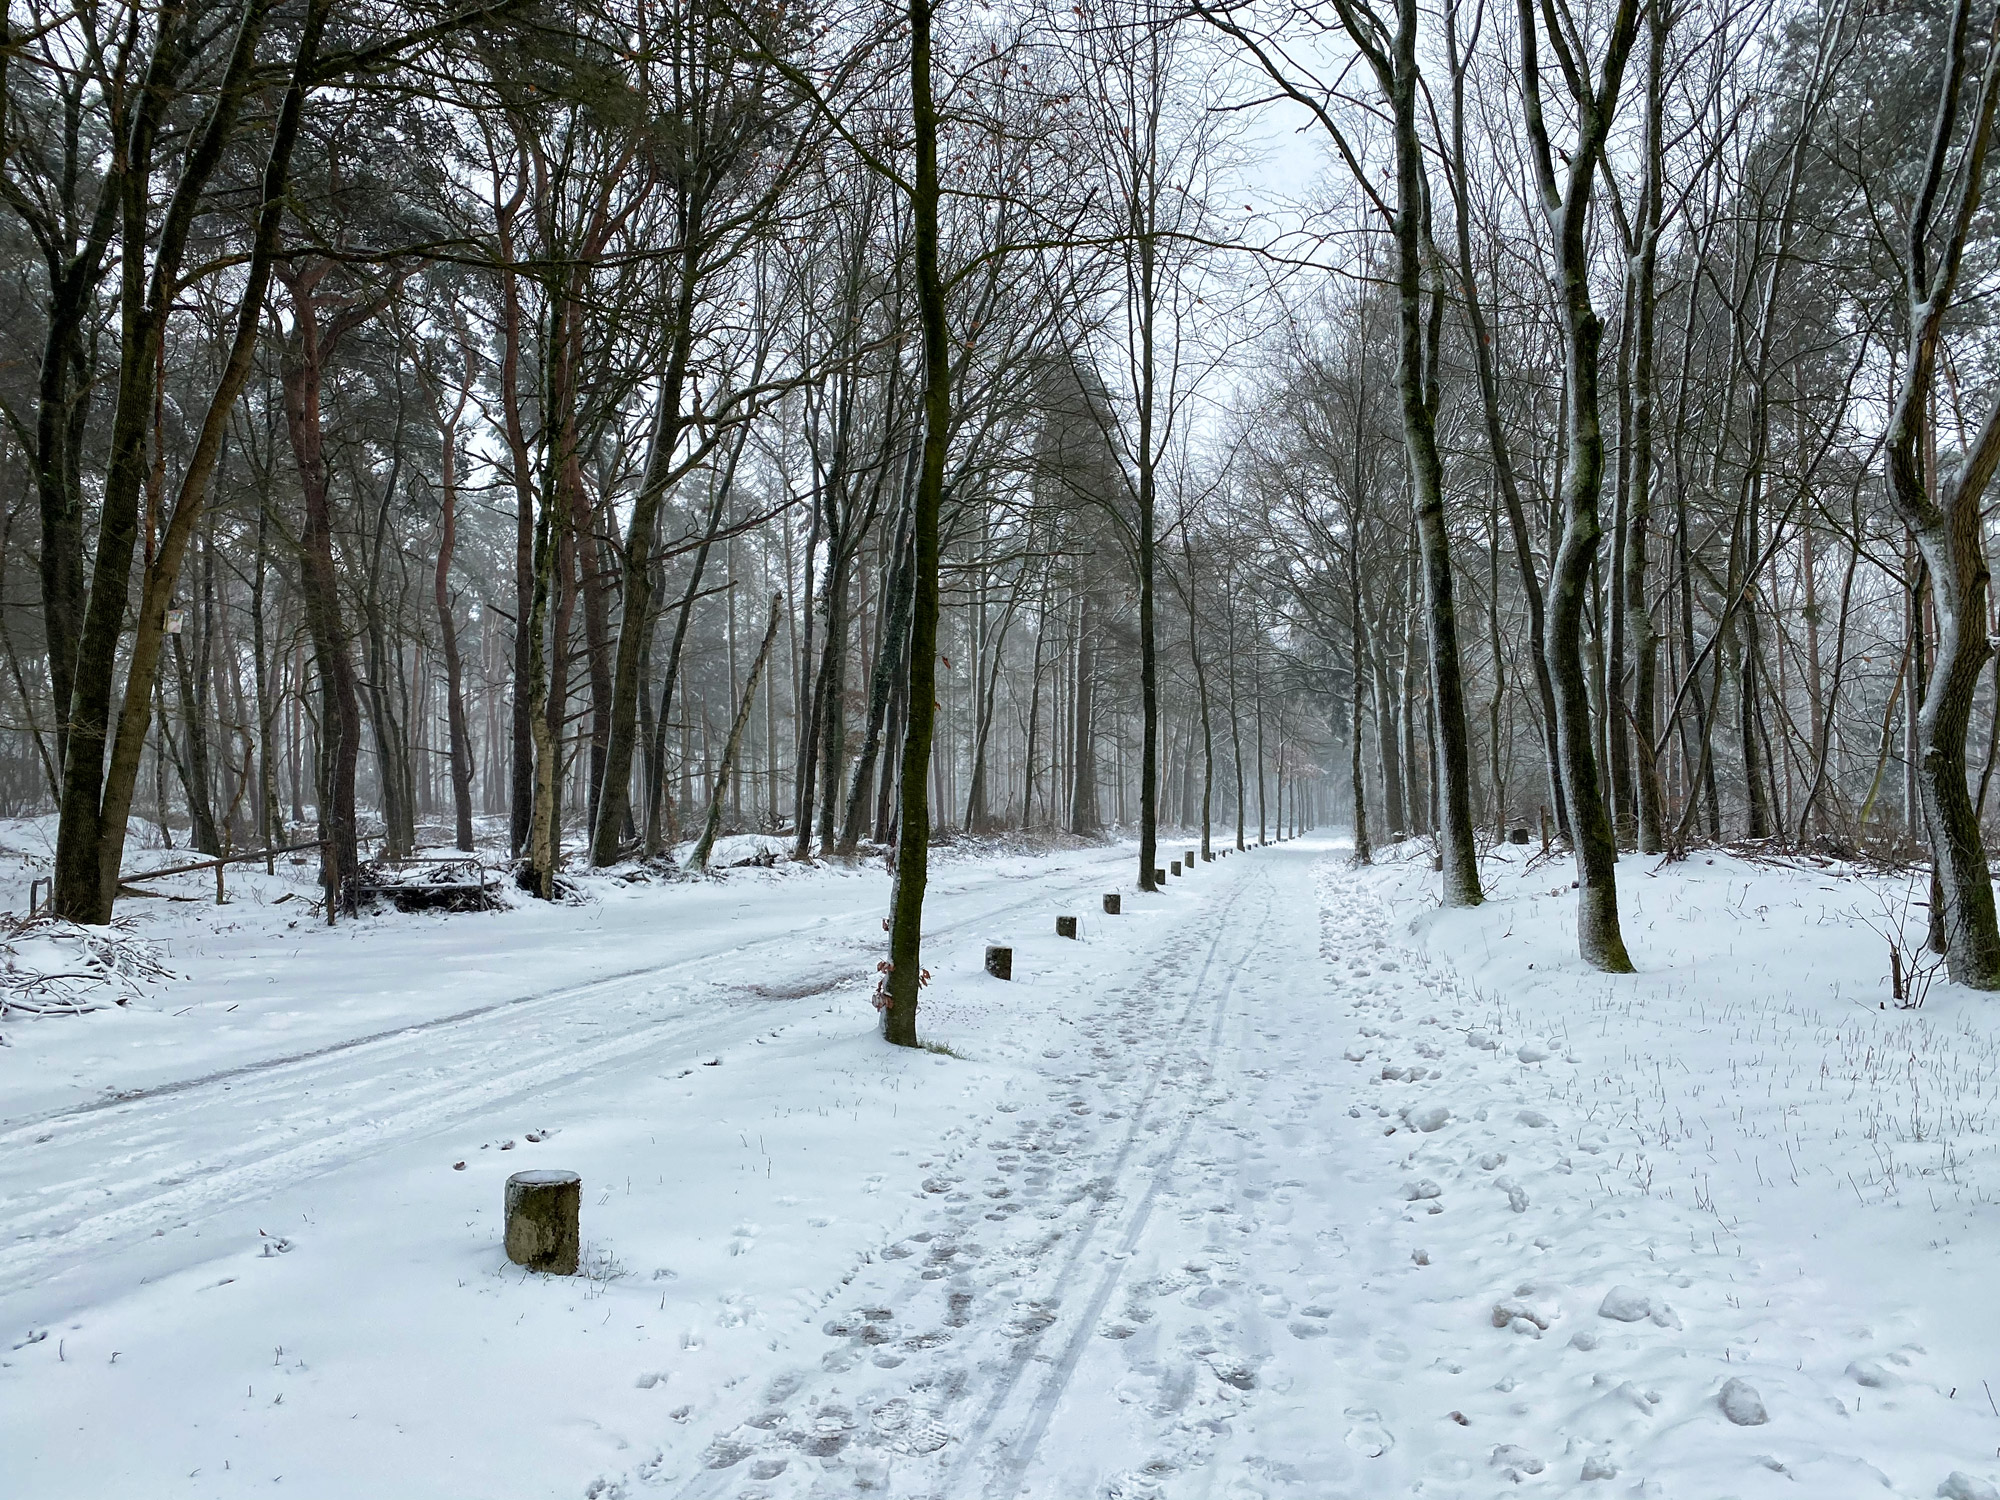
(3, 832), (1999, 1499)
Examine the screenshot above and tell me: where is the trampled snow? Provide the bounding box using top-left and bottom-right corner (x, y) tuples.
(3, 832), (1999, 1498)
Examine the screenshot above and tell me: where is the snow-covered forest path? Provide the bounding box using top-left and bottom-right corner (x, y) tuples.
(6, 840), (1999, 1500)
(637, 844), (2000, 1500)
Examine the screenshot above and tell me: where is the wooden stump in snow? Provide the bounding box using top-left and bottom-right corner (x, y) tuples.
(1103, 893), (1121, 915)
(1169, 860), (1181, 877)
(985, 945), (1013, 980)
(1154, 868), (1167, 884)
(1056, 915), (1078, 939)
(1508, 827), (1530, 845)
(505, 1170), (581, 1274)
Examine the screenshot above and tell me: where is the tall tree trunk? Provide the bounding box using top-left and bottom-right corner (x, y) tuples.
(591, 230), (706, 865)
(1181, 530), (1216, 859)
(1607, 282), (1634, 846)
(523, 442), (564, 898)
(1224, 570), (1247, 850)
(1349, 532), (1372, 863)
(815, 539), (852, 850)
(1132, 221), (1162, 892)
(438, 387), (475, 852)
(170, 618), (221, 854)
(1385, 4), (1482, 903)
(689, 594), (782, 873)
(1518, 0), (1640, 971)
(496, 206), (537, 860)
(1623, 3), (1666, 854)
(882, 0), (948, 1049)
(841, 473), (917, 853)
(1366, 610), (1407, 834)
(251, 491), (283, 855)
(1069, 581), (1101, 833)
(1882, 0), (2000, 987)
(643, 446), (744, 856)
(574, 481), (614, 843)
(278, 267), (366, 901)
(1440, 0), (1568, 842)
(50, 0), (323, 922)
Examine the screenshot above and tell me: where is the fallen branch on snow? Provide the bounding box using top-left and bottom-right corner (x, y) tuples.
(0, 913), (179, 1017)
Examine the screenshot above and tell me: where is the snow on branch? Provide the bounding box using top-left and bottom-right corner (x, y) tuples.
(0, 915), (179, 1018)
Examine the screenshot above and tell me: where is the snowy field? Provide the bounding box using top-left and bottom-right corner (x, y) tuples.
(4, 832), (2000, 1499)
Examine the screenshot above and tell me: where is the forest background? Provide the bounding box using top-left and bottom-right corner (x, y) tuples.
(5, 0), (2000, 1031)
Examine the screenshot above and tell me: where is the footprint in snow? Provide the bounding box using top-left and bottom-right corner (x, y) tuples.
(1343, 1407), (1394, 1457)
(1847, 1359), (1894, 1388)
(1718, 1377), (1768, 1426)
(1490, 1444), (1546, 1479)
(700, 1438), (752, 1470)
(1208, 1354), (1257, 1390)
(1004, 1302), (1056, 1338)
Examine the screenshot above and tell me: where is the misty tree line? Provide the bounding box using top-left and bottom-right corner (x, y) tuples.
(1214, 0), (2000, 987)
(3, 0), (2000, 1041)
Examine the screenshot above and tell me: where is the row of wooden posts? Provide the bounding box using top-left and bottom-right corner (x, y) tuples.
(981, 837), (1286, 980)
(503, 834), (1305, 1275)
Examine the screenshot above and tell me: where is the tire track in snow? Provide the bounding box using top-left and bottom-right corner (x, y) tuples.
(2, 855), (1119, 1139)
(955, 868), (1278, 1497)
(647, 858), (1276, 1500)
(1, 958), (696, 1133)
(0, 855), (1130, 1302)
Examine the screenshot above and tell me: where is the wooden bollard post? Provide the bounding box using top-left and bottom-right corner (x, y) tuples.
(1185, 849), (1197, 868)
(1103, 893), (1121, 914)
(1169, 860), (1181, 877)
(1056, 915), (1078, 939)
(985, 945), (1013, 980)
(1154, 868), (1167, 884)
(505, 1170), (581, 1274)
